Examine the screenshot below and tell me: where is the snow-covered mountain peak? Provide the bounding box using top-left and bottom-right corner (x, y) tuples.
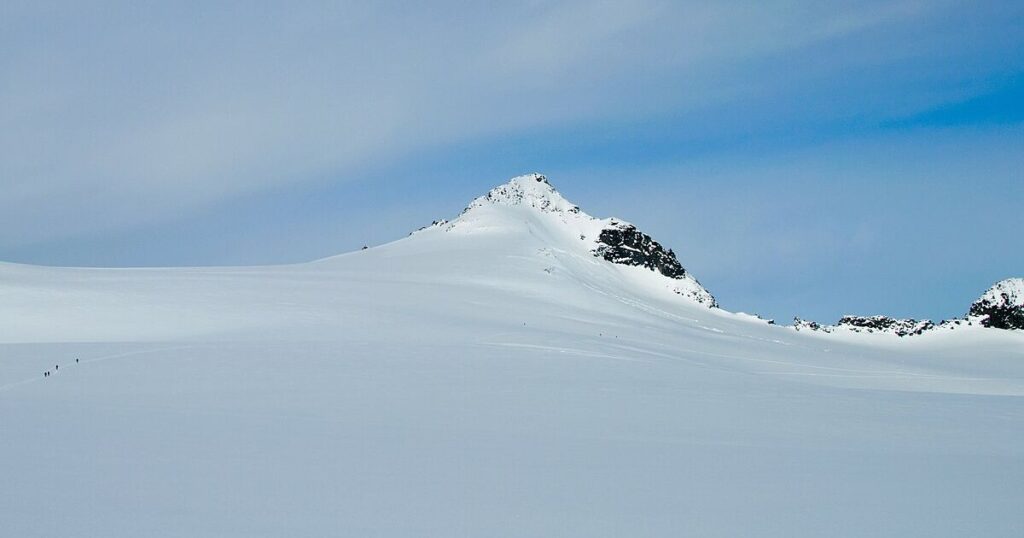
(441, 174), (597, 240)
(463, 173), (583, 215)
(429, 174), (719, 307)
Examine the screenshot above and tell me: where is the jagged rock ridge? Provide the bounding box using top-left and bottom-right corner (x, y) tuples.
(794, 278), (1024, 336)
(836, 316), (934, 337)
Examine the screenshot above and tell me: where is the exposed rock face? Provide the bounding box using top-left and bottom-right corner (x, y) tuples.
(593, 222), (716, 307)
(969, 278), (1024, 330)
(793, 315), (932, 336)
(594, 223), (686, 279)
(836, 315), (935, 337)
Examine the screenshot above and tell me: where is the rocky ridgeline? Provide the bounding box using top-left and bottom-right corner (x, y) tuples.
(794, 278), (1024, 336)
(836, 316), (934, 337)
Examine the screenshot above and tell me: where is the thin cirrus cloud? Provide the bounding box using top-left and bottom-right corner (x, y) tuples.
(1, 0), (1021, 253)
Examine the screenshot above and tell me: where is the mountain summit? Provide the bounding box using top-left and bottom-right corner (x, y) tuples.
(433, 174), (717, 307)
(465, 173), (582, 214)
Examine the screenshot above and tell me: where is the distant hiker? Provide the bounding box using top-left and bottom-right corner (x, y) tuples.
(55, 364), (59, 371)
(76, 358), (79, 364)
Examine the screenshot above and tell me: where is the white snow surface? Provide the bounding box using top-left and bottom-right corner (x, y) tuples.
(2, 175), (1024, 537)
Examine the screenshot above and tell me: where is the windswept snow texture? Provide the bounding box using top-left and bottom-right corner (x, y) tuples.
(2, 176), (1024, 537)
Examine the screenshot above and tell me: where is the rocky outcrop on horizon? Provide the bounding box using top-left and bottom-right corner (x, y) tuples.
(968, 278), (1024, 330)
(836, 315), (935, 337)
(793, 278), (1024, 336)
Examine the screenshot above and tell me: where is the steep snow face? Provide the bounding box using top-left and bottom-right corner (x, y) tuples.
(970, 278), (1024, 330)
(446, 173), (716, 306)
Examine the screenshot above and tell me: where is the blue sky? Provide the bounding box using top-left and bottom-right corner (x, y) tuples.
(2, 1), (1022, 323)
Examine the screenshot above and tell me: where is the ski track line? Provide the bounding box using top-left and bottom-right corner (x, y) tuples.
(483, 338), (1010, 387)
(479, 341), (730, 373)
(0, 344), (194, 395)
(479, 342), (651, 363)
(601, 341), (971, 382)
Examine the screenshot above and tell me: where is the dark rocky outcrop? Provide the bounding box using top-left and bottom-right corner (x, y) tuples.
(836, 315), (935, 337)
(592, 222), (718, 307)
(793, 315), (932, 336)
(969, 278), (1024, 330)
(594, 223), (687, 279)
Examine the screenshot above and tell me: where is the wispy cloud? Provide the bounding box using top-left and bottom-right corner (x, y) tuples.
(1, 1), (1021, 248)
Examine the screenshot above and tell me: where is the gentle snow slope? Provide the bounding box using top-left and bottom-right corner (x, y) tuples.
(2, 175), (1023, 537)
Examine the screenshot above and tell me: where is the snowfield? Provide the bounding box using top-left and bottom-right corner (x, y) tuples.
(2, 175), (1023, 537)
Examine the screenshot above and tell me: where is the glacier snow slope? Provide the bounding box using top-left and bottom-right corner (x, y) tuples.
(2, 177), (1023, 537)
